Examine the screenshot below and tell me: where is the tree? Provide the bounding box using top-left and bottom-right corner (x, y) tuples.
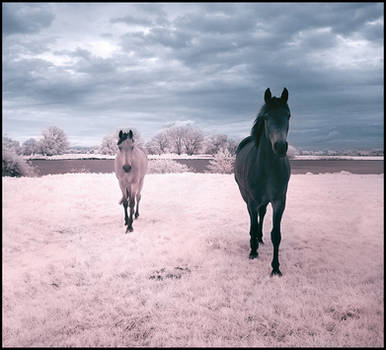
(205, 134), (227, 155)
(39, 126), (69, 156)
(2, 149), (36, 177)
(147, 130), (170, 155)
(165, 126), (186, 155)
(165, 125), (204, 155)
(205, 134), (238, 155)
(182, 126), (204, 155)
(99, 134), (117, 155)
(207, 147), (235, 174)
(227, 138), (238, 155)
(22, 138), (40, 155)
(2, 137), (22, 155)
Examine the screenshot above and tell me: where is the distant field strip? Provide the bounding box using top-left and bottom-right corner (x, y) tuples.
(27, 159), (384, 175)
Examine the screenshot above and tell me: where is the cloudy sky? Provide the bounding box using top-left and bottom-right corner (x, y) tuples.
(2, 2), (384, 150)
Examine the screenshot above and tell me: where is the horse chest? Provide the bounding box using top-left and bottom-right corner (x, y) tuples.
(247, 163), (290, 203)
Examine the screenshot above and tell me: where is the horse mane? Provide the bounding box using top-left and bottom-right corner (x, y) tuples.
(251, 109), (265, 146)
(236, 105), (266, 154)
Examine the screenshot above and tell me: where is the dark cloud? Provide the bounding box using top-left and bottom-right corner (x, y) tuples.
(2, 3), (54, 36)
(2, 3), (383, 149)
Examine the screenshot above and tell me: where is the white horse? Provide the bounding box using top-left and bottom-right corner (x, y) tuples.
(114, 129), (148, 233)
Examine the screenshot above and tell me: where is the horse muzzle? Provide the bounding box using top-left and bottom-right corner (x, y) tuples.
(274, 141), (288, 158)
(122, 165), (132, 173)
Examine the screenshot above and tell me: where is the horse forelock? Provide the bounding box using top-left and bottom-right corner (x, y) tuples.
(266, 96), (288, 110)
(118, 133), (127, 145)
(118, 132), (132, 145)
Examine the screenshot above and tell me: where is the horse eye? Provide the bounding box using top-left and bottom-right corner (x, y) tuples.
(131, 146), (134, 151)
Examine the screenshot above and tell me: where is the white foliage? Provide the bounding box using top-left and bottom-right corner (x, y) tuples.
(205, 134), (238, 155)
(182, 126), (204, 155)
(207, 147), (235, 174)
(22, 138), (40, 155)
(39, 126), (69, 156)
(147, 131), (171, 155)
(2, 149), (36, 177)
(147, 159), (192, 173)
(2, 137), (22, 155)
(164, 125), (204, 155)
(99, 135), (117, 155)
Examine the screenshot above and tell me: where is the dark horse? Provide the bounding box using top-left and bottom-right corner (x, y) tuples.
(234, 88), (291, 276)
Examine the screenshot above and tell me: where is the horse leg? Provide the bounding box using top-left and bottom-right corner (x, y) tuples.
(126, 196), (135, 233)
(248, 204), (259, 259)
(135, 178), (144, 219)
(135, 193), (141, 219)
(122, 198), (129, 227)
(257, 203), (268, 244)
(270, 197), (286, 276)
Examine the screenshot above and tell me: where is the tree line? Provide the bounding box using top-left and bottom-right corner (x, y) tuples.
(99, 125), (238, 156)
(3, 126), (69, 156)
(3, 125), (239, 157)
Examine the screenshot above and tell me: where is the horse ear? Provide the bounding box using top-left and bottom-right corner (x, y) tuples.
(119, 130), (123, 139)
(281, 88), (288, 103)
(264, 88), (272, 104)
(128, 130), (133, 139)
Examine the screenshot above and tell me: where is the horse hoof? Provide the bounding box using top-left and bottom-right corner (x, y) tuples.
(249, 252), (258, 259)
(126, 227), (133, 233)
(270, 269), (282, 277)
(134, 214), (139, 220)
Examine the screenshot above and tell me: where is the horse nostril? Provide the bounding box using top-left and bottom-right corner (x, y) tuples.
(123, 165), (132, 172)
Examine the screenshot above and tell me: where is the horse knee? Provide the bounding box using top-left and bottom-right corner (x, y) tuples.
(270, 229), (281, 246)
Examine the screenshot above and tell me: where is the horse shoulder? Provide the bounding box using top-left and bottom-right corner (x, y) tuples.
(114, 154), (123, 178)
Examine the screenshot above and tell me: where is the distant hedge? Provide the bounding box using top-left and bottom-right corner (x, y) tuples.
(147, 159), (192, 174)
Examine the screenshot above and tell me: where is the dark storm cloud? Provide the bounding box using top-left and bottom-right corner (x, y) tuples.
(2, 3), (54, 36)
(2, 3), (383, 149)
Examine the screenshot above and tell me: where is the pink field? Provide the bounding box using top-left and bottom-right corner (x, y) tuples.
(2, 172), (384, 347)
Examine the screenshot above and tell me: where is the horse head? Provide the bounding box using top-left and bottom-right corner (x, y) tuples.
(117, 129), (135, 172)
(262, 88), (291, 158)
